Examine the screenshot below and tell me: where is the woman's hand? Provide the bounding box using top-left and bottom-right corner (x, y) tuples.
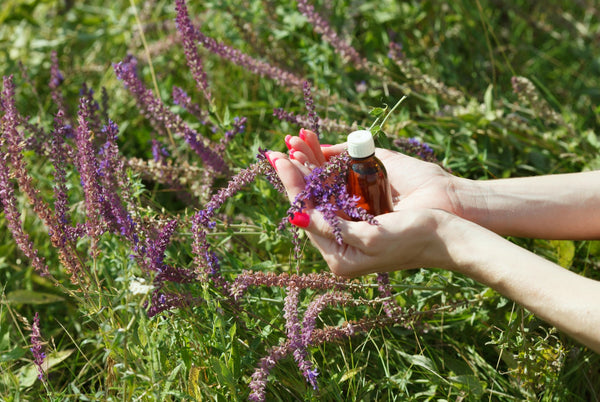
(266, 148), (457, 277)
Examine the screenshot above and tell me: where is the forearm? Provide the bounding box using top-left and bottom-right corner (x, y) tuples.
(439, 215), (600, 352)
(453, 170), (600, 239)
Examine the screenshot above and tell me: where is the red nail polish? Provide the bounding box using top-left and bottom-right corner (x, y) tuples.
(299, 128), (307, 141)
(289, 149), (296, 160)
(284, 135), (292, 150)
(265, 152), (279, 170)
(289, 212), (310, 228)
(320, 144), (332, 147)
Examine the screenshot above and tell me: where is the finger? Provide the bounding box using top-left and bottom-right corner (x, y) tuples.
(289, 156), (315, 177)
(267, 151), (306, 202)
(321, 142), (347, 160)
(287, 135), (318, 166)
(299, 128), (326, 165)
(291, 208), (380, 253)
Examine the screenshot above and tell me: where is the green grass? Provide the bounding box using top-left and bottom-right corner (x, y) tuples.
(1, 0), (599, 400)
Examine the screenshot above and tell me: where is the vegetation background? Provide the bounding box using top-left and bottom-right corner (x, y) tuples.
(1, 0), (599, 400)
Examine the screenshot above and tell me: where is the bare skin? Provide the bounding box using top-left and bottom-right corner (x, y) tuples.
(267, 128), (600, 353)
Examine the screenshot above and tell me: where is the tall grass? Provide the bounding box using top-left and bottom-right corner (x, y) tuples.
(1, 0), (599, 400)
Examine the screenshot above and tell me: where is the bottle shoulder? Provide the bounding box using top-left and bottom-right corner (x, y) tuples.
(348, 155), (387, 175)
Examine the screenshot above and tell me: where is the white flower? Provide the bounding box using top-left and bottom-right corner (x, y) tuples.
(129, 277), (153, 295)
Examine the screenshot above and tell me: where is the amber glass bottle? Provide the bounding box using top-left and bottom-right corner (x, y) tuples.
(346, 130), (393, 216)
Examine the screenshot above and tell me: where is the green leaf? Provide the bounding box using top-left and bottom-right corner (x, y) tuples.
(484, 84), (493, 112)
(549, 240), (575, 268)
(369, 107), (386, 117)
(5, 290), (65, 305)
(449, 375), (486, 397)
(19, 349), (74, 388)
(339, 365), (366, 382)
(0, 347), (26, 362)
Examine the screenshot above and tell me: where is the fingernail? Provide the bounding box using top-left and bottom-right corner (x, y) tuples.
(284, 135), (292, 150)
(299, 128), (307, 141)
(289, 149), (296, 160)
(289, 212), (310, 228)
(320, 144), (332, 147)
(265, 152), (279, 170)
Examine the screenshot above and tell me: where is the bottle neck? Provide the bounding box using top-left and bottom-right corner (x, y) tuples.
(349, 153), (375, 161)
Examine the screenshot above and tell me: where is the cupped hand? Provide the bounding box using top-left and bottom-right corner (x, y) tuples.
(267, 148), (457, 278)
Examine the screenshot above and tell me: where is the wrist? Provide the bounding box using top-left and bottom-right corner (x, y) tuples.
(448, 176), (490, 228)
(431, 210), (498, 277)
(421, 209), (481, 272)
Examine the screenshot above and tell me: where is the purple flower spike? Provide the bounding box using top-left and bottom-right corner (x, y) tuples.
(172, 86), (207, 123)
(174, 0), (212, 103)
(303, 81), (320, 137)
(0, 76), (50, 276)
(284, 286), (319, 390)
(30, 313), (46, 382)
(75, 95), (104, 249)
(296, 0), (368, 69)
(248, 343), (292, 402)
(147, 219), (178, 273)
(49, 50), (67, 115)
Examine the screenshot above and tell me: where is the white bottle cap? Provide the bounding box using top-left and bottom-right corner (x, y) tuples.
(347, 130), (375, 158)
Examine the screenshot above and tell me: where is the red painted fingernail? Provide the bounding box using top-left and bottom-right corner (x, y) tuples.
(284, 135), (292, 150)
(265, 152), (279, 170)
(299, 128), (307, 141)
(289, 149), (296, 160)
(289, 212), (310, 228)
(320, 144), (332, 147)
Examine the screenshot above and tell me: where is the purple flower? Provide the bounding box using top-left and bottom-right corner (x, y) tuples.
(146, 289), (202, 318)
(304, 368), (319, 389)
(256, 149), (285, 194)
(303, 81), (320, 137)
(49, 50), (67, 115)
(393, 137), (437, 163)
(151, 139), (169, 163)
(30, 313), (46, 381)
(215, 116), (247, 155)
(283, 152), (377, 245)
(388, 41), (404, 61)
(376, 273), (401, 318)
(230, 271), (351, 301)
(284, 286), (319, 390)
(273, 108), (299, 125)
(296, 0), (368, 69)
(0, 142), (50, 277)
(172, 86), (207, 123)
(194, 161), (262, 228)
(50, 110), (78, 244)
(273, 107), (353, 134)
(75, 95), (104, 248)
(113, 56), (228, 174)
(301, 292), (353, 347)
(96, 120), (139, 244)
(248, 343), (292, 402)
(174, 0), (212, 103)
(147, 219), (178, 272)
(0, 76), (50, 276)
(177, 1), (304, 89)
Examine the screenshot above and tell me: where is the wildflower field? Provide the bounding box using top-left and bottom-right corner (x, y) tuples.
(1, 0), (599, 400)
